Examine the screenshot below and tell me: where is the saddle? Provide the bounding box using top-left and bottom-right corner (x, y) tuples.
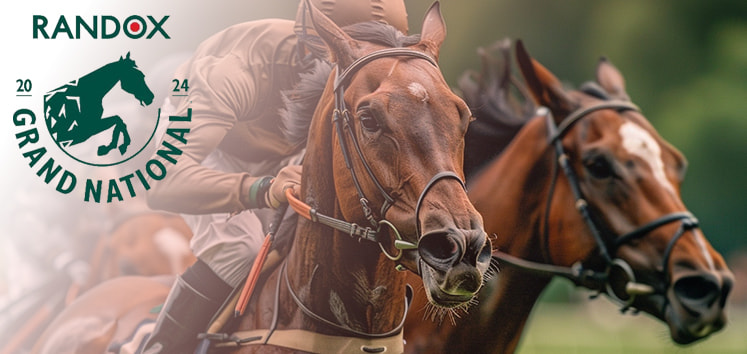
(108, 207), (298, 354)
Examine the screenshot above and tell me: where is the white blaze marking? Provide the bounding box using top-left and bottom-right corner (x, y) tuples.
(619, 122), (675, 194)
(694, 229), (716, 271)
(408, 82), (429, 102)
(620, 123), (714, 270)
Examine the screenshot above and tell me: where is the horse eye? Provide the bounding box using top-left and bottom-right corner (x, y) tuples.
(359, 114), (381, 132)
(586, 155), (614, 179)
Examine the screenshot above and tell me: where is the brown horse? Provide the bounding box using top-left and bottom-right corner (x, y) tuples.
(83, 212), (195, 291)
(403, 40), (734, 353)
(32, 2), (491, 353)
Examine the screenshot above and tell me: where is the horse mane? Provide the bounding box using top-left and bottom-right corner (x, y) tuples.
(281, 21), (421, 147)
(279, 59), (333, 146)
(461, 39), (537, 179)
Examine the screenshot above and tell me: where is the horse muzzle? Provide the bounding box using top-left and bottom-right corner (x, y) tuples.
(417, 228), (492, 308)
(665, 268), (733, 344)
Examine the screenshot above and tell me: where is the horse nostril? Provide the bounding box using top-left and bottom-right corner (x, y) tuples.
(719, 274), (734, 308)
(673, 275), (721, 311)
(418, 232), (461, 271)
(461, 231), (491, 269)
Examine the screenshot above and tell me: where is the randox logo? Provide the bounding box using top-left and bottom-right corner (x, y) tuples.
(33, 15), (170, 39)
(12, 52), (192, 203)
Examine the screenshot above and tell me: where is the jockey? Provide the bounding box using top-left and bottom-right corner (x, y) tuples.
(142, 1), (409, 353)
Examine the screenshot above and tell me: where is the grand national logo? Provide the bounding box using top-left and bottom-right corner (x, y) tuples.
(45, 53), (155, 162)
(12, 52), (191, 203)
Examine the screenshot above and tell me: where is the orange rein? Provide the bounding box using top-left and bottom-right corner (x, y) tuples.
(234, 188), (416, 316)
(285, 188), (312, 221)
(234, 189), (306, 317)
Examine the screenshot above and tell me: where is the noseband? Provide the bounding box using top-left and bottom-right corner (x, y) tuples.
(293, 48), (465, 268)
(494, 102), (700, 312)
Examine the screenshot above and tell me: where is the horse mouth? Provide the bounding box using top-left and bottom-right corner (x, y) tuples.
(419, 259), (479, 309)
(663, 296), (727, 345)
(414, 227), (491, 309)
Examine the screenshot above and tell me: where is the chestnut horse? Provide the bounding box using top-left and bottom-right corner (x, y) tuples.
(403, 40), (733, 353)
(32, 2), (491, 353)
(83, 212), (195, 291)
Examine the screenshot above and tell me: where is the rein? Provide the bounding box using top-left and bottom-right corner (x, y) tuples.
(282, 261), (412, 338)
(305, 47), (464, 267)
(493, 102), (701, 312)
(209, 260), (411, 353)
(214, 48), (461, 352)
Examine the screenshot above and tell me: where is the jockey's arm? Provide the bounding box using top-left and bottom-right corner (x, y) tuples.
(146, 122), (261, 215)
(146, 55), (263, 215)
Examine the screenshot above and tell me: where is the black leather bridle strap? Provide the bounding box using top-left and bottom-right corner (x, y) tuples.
(661, 216), (699, 278)
(414, 171), (466, 238)
(614, 212), (697, 249)
(544, 102), (640, 263)
(548, 100), (640, 143)
(333, 48), (437, 91)
(498, 102), (703, 310)
(332, 48), (438, 226)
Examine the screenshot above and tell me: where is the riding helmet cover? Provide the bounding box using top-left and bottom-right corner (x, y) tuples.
(294, 0), (409, 36)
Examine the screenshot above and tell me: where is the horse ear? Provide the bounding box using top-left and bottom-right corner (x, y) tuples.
(596, 57), (630, 101)
(126, 52), (131, 60)
(417, 2), (446, 60)
(515, 40), (574, 121)
(305, 0), (359, 68)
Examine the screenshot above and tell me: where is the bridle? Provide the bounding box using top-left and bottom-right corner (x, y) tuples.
(274, 47), (465, 342)
(292, 47), (466, 268)
(214, 48), (468, 351)
(209, 47), (472, 352)
(494, 101), (700, 312)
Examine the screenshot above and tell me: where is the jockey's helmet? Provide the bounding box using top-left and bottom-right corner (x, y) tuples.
(294, 0), (409, 36)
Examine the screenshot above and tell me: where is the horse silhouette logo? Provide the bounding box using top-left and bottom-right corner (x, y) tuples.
(43, 53), (155, 160)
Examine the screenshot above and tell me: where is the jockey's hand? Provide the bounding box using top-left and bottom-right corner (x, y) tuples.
(266, 165), (302, 208)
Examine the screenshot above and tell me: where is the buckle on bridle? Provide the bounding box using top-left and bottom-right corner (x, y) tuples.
(376, 219), (417, 263)
(604, 258), (656, 313)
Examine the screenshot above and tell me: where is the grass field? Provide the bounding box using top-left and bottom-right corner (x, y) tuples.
(517, 282), (747, 354)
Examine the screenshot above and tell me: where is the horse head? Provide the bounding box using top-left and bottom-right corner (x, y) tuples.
(516, 40), (734, 344)
(118, 52), (154, 106)
(301, 0), (492, 315)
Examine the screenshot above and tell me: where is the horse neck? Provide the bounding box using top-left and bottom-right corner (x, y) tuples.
(462, 116), (558, 352)
(471, 116), (552, 258)
(284, 92), (407, 336)
(287, 221), (408, 335)
(77, 62), (123, 100)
